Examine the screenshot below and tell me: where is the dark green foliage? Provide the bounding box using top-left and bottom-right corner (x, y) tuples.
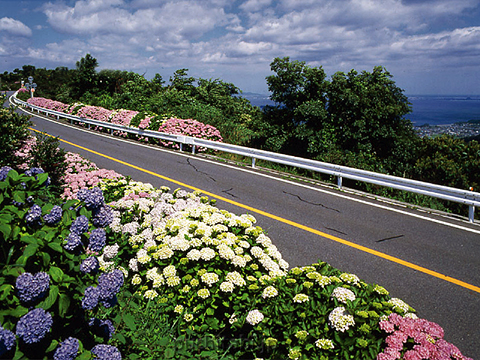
(29, 133), (67, 194)
(0, 107), (32, 169)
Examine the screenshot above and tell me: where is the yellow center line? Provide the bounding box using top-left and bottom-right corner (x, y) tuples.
(31, 128), (480, 294)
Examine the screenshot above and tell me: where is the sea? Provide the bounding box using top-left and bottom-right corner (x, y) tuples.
(241, 93), (480, 126)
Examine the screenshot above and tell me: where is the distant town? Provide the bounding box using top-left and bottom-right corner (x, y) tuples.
(414, 120), (480, 140)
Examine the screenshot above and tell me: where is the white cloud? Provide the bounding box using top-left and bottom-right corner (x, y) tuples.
(0, 17), (32, 37)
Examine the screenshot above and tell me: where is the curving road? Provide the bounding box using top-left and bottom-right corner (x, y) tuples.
(7, 97), (480, 358)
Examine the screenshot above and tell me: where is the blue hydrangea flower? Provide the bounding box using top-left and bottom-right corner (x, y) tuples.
(70, 215), (89, 235)
(98, 270), (124, 303)
(26, 195), (34, 205)
(88, 228), (106, 253)
(25, 204), (42, 226)
(100, 295), (118, 309)
(16, 272), (50, 304)
(91, 344), (122, 360)
(89, 318), (115, 339)
(24, 167), (44, 177)
(53, 337), (79, 360)
(81, 286), (99, 310)
(91, 205), (113, 228)
(16, 308), (53, 344)
(0, 326), (16, 356)
(77, 187), (105, 210)
(64, 232), (82, 251)
(43, 205), (63, 225)
(0, 166), (13, 181)
(12, 200), (24, 208)
(80, 257), (99, 274)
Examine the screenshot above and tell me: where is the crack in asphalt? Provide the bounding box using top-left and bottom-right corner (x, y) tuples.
(283, 191), (340, 213)
(186, 158), (216, 182)
(324, 227), (348, 236)
(376, 234), (405, 243)
(222, 188), (238, 198)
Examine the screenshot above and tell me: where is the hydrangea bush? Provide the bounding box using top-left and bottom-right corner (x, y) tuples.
(1, 140), (473, 359)
(0, 167), (122, 359)
(26, 97), (223, 151)
(91, 173), (473, 360)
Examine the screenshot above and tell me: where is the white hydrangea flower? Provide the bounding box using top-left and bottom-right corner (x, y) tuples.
(293, 293), (309, 303)
(129, 258), (139, 272)
(131, 274), (142, 285)
(137, 249), (151, 264)
(174, 305), (184, 314)
(250, 246), (264, 258)
(315, 338), (334, 350)
(187, 249), (202, 261)
(217, 244), (235, 260)
(262, 286), (278, 299)
(226, 271), (246, 287)
(232, 255), (247, 268)
(255, 233), (272, 247)
(103, 243), (119, 260)
(200, 247), (216, 261)
(339, 273), (360, 286)
(144, 289), (158, 300)
(246, 309), (264, 325)
(328, 307), (355, 332)
(201, 272), (219, 287)
(163, 265), (177, 277)
(229, 314), (238, 324)
(220, 281), (235, 293)
(331, 287), (356, 304)
(388, 298), (410, 313)
(197, 288), (210, 299)
(166, 275), (181, 287)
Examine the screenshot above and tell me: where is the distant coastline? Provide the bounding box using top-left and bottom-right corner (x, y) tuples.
(240, 92), (480, 139)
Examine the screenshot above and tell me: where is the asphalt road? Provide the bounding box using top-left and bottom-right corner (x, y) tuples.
(7, 98), (480, 358)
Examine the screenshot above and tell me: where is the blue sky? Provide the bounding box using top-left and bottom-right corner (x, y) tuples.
(1, 0), (480, 95)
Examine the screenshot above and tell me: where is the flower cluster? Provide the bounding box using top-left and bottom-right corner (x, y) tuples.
(25, 204), (42, 226)
(377, 313), (473, 360)
(53, 337), (79, 360)
(246, 309), (264, 326)
(16, 308), (53, 344)
(0, 326), (16, 356)
(43, 205), (63, 225)
(331, 287), (356, 304)
(15, 272), (50, 304)
(328, 306), (355, 332)
(82, 269), (124, 310)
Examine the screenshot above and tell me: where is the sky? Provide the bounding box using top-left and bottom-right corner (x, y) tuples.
(1, 0), (480, 95)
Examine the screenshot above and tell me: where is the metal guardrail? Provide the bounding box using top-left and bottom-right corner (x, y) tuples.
(11, 93), (479, 222)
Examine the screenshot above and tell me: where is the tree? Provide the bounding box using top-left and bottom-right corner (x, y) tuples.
(70, 53), (99, 99)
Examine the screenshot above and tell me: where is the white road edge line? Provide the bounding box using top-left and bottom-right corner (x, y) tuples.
(21, 104), (480, 235)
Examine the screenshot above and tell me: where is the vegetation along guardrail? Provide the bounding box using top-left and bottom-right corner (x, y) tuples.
(12, 92), (480, 223)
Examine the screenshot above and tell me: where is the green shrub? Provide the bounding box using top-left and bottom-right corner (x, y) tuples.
(0, 107), (32, 169)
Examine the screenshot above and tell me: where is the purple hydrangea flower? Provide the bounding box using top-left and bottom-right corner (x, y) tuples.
(53, 337), (79, 360)
(16, 272), (50, 304)
(88, 228), (106, 253)
(91, 344), (122, 360)
(98, 270), (124, 303)
(77, 187), (105, 210)
(91, 205), (113, 228)
(80, 256), (99, 274)
(43, 205), (63, 225)
(0, 166), (13, 181)
(70, 215), (89, 235)
(64, 232), (82, 251)
(26, 196), (34, 205)
(89, 318), (115, 339)
(81, 286), (99, 310)
(16, 308), (53, 344)
(25, 204), (42, 226)
(100, 296), (118, 309)
(0, 326), (16, 356)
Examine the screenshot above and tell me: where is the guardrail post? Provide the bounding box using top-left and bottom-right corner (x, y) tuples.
(469, 205), (475, 223)
(337, 176), (343, 189)
(180, 143), (183, 152)
(252, 158), (256, 169)
(192, 145), (196, 155)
